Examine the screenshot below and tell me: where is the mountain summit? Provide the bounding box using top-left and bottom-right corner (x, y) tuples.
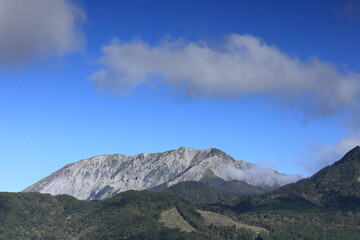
(23, 147), (301, 200)
(259, 145), (360, 211)
(282, 145), (360, 193)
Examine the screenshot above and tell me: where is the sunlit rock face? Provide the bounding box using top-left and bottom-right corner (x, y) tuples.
(23, 147), (301, 200)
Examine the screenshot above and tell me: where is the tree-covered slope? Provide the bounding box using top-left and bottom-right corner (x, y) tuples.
(161, 181), (240, 204)
(0, 190), (263, 240)
(231, 146), (360, 213)
(279, 145), (360, 210)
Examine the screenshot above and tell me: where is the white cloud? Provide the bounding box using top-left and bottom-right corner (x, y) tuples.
(92, 34), (360, 116)
(226, 165), (302, 187)
(0, 0), (85, 69)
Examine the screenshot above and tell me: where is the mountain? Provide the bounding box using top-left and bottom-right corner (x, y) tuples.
(209, 146), (360, 240)
(234, 146), (360, 213)
(23, 147), (301, 200)
(279, 145), (360, 210)
(4, 147), (360, 240)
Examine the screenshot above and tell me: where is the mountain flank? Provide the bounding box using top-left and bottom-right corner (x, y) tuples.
(233, 146), (360, 213)
(23, 147), (301, 200)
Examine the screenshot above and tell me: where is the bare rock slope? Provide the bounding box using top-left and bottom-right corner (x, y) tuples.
(23, 147), (301, 200)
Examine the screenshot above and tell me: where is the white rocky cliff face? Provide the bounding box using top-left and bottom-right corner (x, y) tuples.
(23, 147), (301, 200)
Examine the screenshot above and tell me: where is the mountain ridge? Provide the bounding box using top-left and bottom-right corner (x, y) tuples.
(23, 147), (301, 200)
(233, 145), (360, 213)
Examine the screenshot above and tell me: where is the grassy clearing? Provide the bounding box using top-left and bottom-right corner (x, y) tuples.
(160, 207), (196, 233)
(197, 210), (268, 234)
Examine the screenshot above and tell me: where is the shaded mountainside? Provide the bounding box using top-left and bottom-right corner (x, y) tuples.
(200, 178), (270, 195)
(23, 147), (300, 200)
(277, 145), (360, 211)
(279, 146), (360, 210)
(191, 147), (360, 240)
(0, 191), (265, 240)
(161, 181), (240, 204)
(157, 177), (269, 204)
(232, 146), (360, 213)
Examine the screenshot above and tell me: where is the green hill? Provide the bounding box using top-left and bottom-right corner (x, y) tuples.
(232, 146), (360, 212)
(218, 146), (360, 240)
(280, 146), (360, 210)
(0, 190), (263, 240)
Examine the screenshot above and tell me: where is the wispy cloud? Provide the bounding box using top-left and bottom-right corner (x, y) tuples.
(336, 1), (360, 22)
(300, 133), (360, 174)
(0, 0), (86, 69)
(226, 165), (301, 187)
(91, 34), (360, 117)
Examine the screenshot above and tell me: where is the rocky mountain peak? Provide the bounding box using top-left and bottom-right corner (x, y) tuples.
(23, 147), (301, 200)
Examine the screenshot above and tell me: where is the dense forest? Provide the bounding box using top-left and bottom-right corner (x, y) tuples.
(0, 191), (267, 240)
(1, 189), (360, 240)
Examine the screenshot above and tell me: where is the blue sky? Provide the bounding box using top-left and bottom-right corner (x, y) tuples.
(1, 0), (360, 192)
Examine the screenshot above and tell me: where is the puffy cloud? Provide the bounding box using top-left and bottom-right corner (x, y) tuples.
(0, 0), (85, 69)
(91, 34), (360, 116)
